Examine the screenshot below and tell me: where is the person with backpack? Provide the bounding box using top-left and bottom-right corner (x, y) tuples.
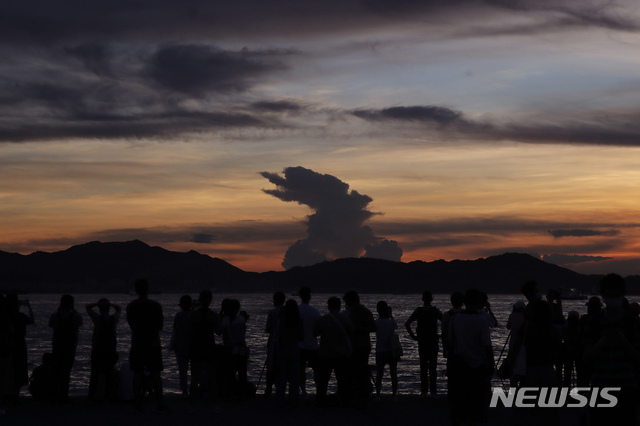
(405, 290), (442, 397)
(86, 298), (121, 401)
(49, 294), (83, 404)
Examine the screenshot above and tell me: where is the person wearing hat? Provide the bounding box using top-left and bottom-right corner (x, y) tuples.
(86, 298), (121, 401)
(168, 295), (193, 398)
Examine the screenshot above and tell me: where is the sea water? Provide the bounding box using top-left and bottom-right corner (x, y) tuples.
(19, 293), (594, 396)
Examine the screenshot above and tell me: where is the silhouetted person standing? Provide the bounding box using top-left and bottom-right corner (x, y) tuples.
(189, 290), (221, 413)
(405, 290), (442, 396)
(521, 280), (542, 320)
(313, 296), (353, 407)
(264, 291), (285, 398)
(447, 289), (494, 426)
(441, 291), (463, 359)
(126, 279), (166, 411)
(374, 301), (399, 402)
(562, 310), (581, 387)
(584, 274), (640, 426)
(49, 294), (83, 404)
(0, 294), (13, 415)
(169, 294), (192, 398)
(343, 290), (376, 406)
(275, 299), (304, 409)
(5, 294), (34, 401)
(522, 300), (561, 387)
(298, 286), (320, 397)
(577, 296), (602, 387)
(221, 299), (249, 398)
(86, 298), (121, 401)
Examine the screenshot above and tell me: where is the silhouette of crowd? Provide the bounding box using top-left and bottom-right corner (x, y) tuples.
(0, 274), (639, 425)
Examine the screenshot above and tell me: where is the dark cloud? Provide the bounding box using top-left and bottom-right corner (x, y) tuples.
(64, 43), (113, 76)
(2, 221), (305, 255)
(84, 222), (304, 245)
(374, 217), (586, 235)
(542, 253), (613, 266)
(570, 257), (640, 276)
(487, 0), (640, 32)
(547, 229), (621, 238)
(0, 40), (298, 142)
(250, 100), (307, 113)
(1, 0), (639, 145)
(371, 218), (637, 261)
(261, 166), (403, 268)
(0, 1), (454, 44)
(147, 44), (289, 96)
(352, 104), (640, 147)
(0, 110), (268, 142)
(352, 106), (466, 125)
(364, 239), (403, 262)
(1, 0), (635, 46)
(189, 233), (217, 244)
(459, 14), (640, 38)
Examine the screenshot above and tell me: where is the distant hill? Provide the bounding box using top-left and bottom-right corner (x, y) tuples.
(260, 253), (601, 295)
(0, 240), (628, 294)
(0, 240), (250, 293)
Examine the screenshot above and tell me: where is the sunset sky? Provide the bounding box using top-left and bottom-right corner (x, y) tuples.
(3, 0), (640, 274)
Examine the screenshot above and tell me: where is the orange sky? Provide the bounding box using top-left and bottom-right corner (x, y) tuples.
(3, 1), (640, 275)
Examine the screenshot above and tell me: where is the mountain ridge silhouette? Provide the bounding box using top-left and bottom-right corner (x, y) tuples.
(0, 240), (628, 294)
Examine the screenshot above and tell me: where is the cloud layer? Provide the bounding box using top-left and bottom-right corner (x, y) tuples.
(2, 1), (640, 145)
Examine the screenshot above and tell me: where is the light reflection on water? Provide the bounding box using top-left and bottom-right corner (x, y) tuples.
(21, 293), (594, 397)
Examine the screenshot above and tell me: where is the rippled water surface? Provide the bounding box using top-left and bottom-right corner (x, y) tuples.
(21, 293), (594, 396)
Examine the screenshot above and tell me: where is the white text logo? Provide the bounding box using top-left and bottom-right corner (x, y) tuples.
(489, 387), (620, 408)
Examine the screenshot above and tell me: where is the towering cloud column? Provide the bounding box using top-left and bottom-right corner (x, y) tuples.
(261, 166), (402, 269)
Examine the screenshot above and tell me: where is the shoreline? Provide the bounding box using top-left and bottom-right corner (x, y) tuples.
(1, 393), (599, 426)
